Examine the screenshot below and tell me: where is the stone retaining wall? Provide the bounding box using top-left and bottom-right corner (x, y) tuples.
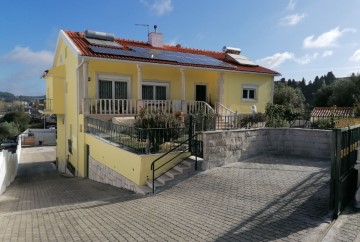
(202, 128), (332, 170)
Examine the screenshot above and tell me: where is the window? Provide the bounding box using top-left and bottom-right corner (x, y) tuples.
(98, 75), (130, 99)
(242, 85), (257, 100)
(142, 82), (168, 100)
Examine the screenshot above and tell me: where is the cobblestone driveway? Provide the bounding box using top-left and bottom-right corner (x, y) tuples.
(0, 148), (331, 241)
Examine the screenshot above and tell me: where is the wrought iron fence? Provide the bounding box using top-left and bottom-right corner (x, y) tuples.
(86, 118), (189, 154)
(190, 112), (360, 131)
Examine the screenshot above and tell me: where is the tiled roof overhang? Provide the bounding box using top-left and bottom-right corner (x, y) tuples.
(65, 30), (280, 76)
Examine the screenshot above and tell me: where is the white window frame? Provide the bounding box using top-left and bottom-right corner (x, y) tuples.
(96, 74), (131, 99)
(242, 84), (257, 101)
(142, 81), (169, 100)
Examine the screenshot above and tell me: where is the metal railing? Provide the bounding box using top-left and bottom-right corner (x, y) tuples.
(44, 98), (54, 111)
(215, 102), (237, 116)
(86, 117), (188, 154)
(150, 133), (198, 193)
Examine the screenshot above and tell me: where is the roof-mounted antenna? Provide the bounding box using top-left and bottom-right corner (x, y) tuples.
(135, 23), (150, 37)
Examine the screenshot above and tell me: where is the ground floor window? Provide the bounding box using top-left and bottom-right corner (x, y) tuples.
(242, 85), (257, 100)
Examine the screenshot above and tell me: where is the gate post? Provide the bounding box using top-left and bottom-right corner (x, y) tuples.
(188, 115), (193, 153)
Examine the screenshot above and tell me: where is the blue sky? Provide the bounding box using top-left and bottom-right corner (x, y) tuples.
(1, 0), (360, 95)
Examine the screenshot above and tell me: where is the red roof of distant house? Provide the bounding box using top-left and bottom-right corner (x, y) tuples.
(64, 30), (279, 75)
(311, 107), (354, 117)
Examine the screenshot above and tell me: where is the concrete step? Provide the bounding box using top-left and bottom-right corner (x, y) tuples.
(174, 163), (192, 173)
(157, 173), (173, 185)
(137, 185), (153, 195)
(165, 169), (181, 179)
(146, 179), (164, 190)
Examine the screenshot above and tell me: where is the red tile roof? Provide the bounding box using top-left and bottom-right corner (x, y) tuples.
(65, 30), (279, 75)
(311, 107), (354, 117)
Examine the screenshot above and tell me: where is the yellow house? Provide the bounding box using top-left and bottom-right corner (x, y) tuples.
(43, 28), (279, 194)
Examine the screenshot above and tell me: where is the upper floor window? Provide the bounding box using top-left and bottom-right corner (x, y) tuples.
(242, 85), (257, 101)
(142, 81), (168, 100)
(97, 74), (130, 99)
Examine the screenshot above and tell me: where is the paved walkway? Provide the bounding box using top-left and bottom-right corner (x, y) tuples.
(0, 147), (333, 241)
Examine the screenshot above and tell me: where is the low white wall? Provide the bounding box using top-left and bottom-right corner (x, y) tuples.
(0, 138), (21, 195)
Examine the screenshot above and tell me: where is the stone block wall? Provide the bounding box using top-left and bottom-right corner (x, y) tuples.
(202, 128), (333, 170)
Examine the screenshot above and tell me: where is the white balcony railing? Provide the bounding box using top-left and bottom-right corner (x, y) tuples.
(83, 99), (137, 115)
(83, 99), (215, 116)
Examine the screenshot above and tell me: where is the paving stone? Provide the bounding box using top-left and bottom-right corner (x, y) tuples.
(0, 147), (335, 241)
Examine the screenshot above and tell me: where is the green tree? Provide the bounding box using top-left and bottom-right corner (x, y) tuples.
(327, 78), (357, 107)
(0, 122), (19, 141)
(1, 111), (30, 132)
(273, 83), (305, 111)
(314, 85), (333, 107)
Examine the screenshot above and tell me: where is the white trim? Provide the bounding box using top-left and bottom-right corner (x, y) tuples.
(81, 56), (280, 76)
(242, 84), (258, 101)
(52, 30), (82, 68)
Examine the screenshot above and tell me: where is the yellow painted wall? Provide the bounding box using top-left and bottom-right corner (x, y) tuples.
(86, 60), (222, 104)
(85, 133), (190, 185)
(185, 69), (219, 104)
(56, 114), (66, 165)
(87, 60), (138, 99)
(222, 72), (273, 114)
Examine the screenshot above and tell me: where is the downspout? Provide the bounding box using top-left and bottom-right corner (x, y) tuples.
(75, 58), (86, 176)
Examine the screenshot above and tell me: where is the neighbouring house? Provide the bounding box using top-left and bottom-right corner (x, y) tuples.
(311, 107), (355, 119)
(42, 27), (279, 193)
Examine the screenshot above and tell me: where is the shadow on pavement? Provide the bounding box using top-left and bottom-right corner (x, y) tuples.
(0, 160), (141, 214)
(216, 170), (331, 241)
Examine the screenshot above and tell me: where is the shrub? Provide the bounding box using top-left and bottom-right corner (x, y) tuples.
(134, 108), (182, 153)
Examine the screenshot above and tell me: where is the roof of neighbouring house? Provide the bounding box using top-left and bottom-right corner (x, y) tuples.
(311, 107), (355, 117)
(64, 30), (279, 75)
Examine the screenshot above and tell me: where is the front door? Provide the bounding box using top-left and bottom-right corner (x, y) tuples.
(196, 85), (207, 102)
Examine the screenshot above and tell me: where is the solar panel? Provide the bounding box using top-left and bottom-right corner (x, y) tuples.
(89, 45), (235, 68)
(86, 38), (122, 48)
(89, 46), (146, 58)
(227, 53), (257, 66)
(131, 47), (234, 68)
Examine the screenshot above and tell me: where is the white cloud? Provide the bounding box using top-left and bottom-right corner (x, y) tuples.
(257, 52), (320, 68)
(0, 46), (53, 95)
(303, 27), (357, 49)
(257, 52), (294, 68)
(140, 0), (173, 16)
(322, 50), (333, 58)
(1, 46), (53, 67)
(280, 13), (305, 26)
(350, 49), (360, 61)
(294, 53), (318, 65)
(287, 0), (296, 11)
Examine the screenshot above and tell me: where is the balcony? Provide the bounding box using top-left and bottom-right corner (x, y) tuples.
(82, 99), (213, 116)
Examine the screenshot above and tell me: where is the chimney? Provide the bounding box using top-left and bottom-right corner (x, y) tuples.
(148, 25), (163, 47)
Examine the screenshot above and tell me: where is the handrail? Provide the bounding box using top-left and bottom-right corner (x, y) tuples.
(215, 102), (236, 116)
(186, 101), (215, 115)
(150, 133), (198, 193)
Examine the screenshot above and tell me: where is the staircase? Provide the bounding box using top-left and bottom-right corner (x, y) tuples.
(146, 156), (203, 194)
